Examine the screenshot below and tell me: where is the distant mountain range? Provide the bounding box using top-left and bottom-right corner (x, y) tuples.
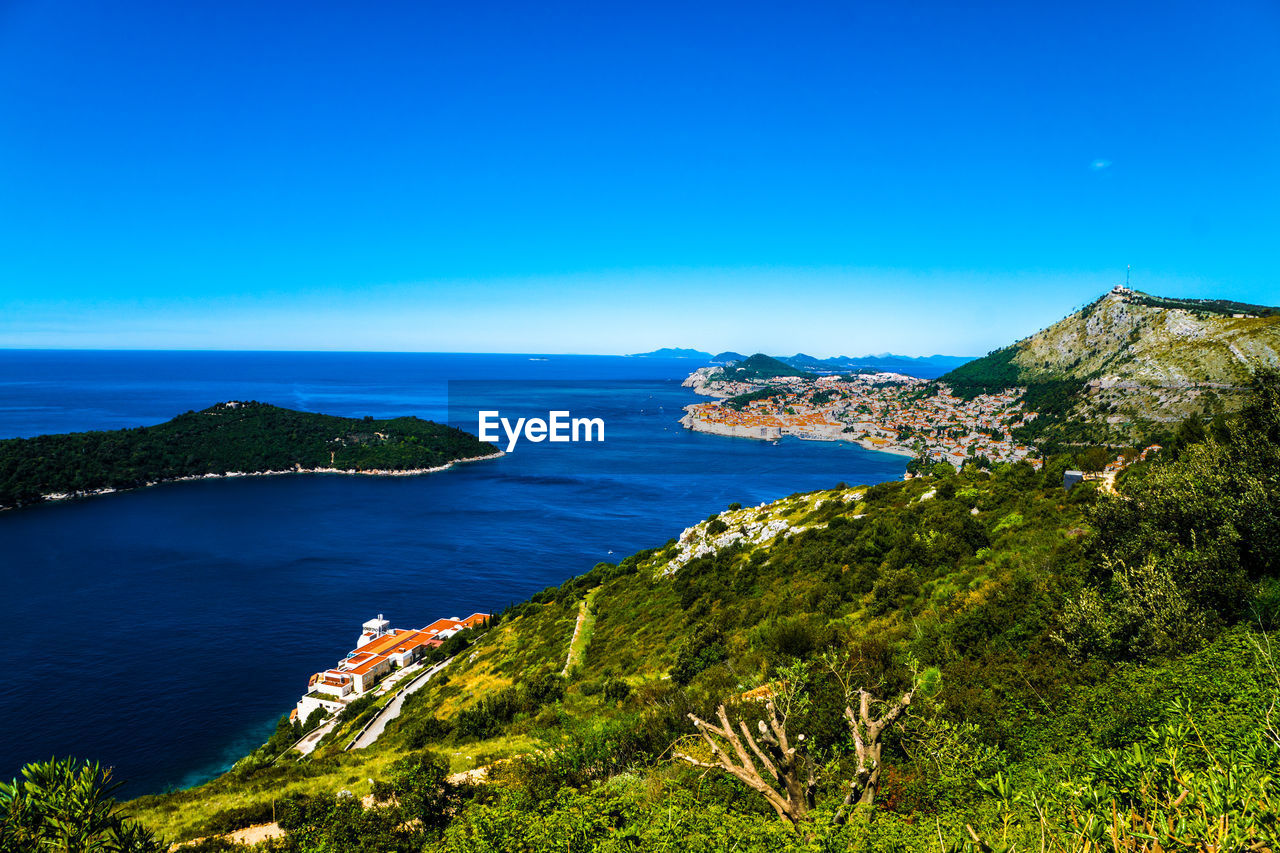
(943, 286), (1280, 444)
(630, 349), (972, 380)
(779, 352), (971, 379)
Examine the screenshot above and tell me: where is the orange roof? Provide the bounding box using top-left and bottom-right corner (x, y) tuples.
(422, 617), (462, 634)
(358, 630), (410, 656)
(349, 656), (387, 676)
(386, 629), (439, 654)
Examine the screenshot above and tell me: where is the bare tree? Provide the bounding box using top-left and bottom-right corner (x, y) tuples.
(832, 686), (913, 824)
(673, 701), (816, 826)
(674, 682), (914, 828)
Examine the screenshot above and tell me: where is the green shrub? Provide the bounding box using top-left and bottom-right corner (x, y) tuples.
(401, 715), (454, 749)
(0, 758), (165, 852)
(455, 674), (566, 740)
(670, 625), (729, 685)
(602, 678), (631, 702)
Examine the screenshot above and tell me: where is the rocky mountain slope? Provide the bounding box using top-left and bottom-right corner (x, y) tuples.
(945, 286), (1280, 442)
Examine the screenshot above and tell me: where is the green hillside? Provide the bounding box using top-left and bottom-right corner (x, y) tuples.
(713, 353), (814, 382)
(81, 374), (1280, 852)
(944, 287), (1280, 445)
(0, 402), (498, 509)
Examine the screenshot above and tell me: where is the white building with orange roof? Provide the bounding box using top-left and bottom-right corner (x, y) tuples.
(295, 612), (489, 726)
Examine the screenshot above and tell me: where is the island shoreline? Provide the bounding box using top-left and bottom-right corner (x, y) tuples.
(7, 451), (506, 511)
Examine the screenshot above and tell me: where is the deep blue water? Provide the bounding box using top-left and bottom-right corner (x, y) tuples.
(0, 351), (906, 795)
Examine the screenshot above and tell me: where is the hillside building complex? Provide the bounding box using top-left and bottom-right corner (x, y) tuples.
(294, 612), (488, 726)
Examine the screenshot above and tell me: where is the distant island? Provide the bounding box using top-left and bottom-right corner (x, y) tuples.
(711, 352), (973, 377)
(781, 352), (973, 377)
(630, 348), (971, 378)
(708, 353), (814, 382)
(626, 347), (714, 359)
(0, 401), (501, 509)
(627, 349), (973, 377)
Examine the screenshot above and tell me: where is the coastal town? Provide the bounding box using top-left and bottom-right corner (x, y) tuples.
(680, 366), (1043, 468)
(294, 612), (488, 732)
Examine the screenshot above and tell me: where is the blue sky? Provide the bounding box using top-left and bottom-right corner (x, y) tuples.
(1, 0), (1276, 355)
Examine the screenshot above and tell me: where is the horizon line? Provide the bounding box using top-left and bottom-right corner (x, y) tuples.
(0, 346), (981, 359)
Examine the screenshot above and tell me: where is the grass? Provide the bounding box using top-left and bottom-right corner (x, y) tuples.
(126, 726), (550, 842)
(441, 732), (543, 775)
(126, 747), (409, 841)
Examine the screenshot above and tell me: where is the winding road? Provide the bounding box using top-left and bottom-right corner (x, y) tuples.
(349, 657), (454, 750)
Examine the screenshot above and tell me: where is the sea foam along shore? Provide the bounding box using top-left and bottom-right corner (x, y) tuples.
(33, 451), (506, 506)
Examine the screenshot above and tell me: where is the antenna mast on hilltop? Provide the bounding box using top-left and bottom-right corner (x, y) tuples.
(1126, 264), (1131, 288)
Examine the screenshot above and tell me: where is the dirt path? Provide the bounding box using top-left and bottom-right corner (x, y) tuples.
(170, 822), (285, 850)
(561, 590), (597, 676)
(227, 822), (286, 846)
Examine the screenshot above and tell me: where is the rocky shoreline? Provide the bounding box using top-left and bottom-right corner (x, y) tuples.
(25, 451), (506, 508)
(680, 366), (734, 397)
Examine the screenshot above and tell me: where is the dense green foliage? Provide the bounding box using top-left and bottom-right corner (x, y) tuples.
(1059, 373), (1280, 660)
(1, 758), (165, 851)
(77, 375), (1280, 850)
(0, 401), (497, 509)
(1128, 292), (1279, 318)
(455, 674), (566, 740)
(940, 345), (1023, 387)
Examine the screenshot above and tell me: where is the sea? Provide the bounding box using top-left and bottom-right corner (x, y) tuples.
(0, 350), (912, 796)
